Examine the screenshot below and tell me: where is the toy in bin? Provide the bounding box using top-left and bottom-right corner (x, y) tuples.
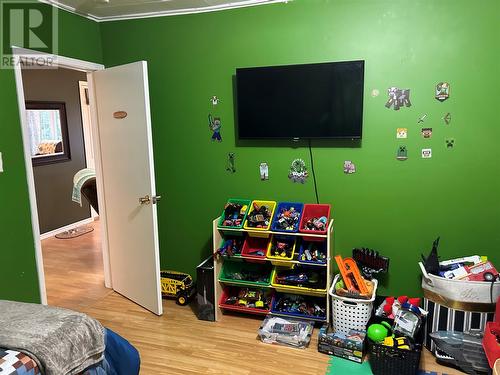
(367, 321), (413, 351)
(302, 216), (327, 232)
(352, 248), (389, 279)
(268, 235), (295, 260)
(299, 241), (327, 264)
(274, 265), (326, 289)
(221, 202), (248, 227)
(273, 293), (326, 319)
(272, 203), (302, 232)
(223, 288), (271, 310)
(215, 237), (244, 258)
(258, 315), (314, 348)
(334, 255), (374, 299)
(318, 325), (365, 363)
(246, 202), (273, 228)
(160, 270), (196, 306)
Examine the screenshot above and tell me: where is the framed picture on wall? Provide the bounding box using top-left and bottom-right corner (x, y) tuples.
(25, 101), (71, 166)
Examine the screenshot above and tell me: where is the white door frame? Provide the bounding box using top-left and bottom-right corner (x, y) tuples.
(12, 47), (112, 304)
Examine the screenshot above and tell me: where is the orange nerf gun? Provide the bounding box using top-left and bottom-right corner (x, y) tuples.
(335, 255), (369, 296)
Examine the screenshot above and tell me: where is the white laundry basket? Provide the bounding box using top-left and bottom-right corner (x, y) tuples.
(329, 274), (378, 335)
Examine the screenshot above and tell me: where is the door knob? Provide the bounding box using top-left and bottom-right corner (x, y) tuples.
(139, 195), (151, 205)
(151, 195), (162, 204)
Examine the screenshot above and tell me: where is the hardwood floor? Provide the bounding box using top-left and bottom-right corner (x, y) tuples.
(41, 222), (465, 374)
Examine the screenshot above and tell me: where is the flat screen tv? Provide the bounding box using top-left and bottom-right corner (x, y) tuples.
(236, 60), (364, 139)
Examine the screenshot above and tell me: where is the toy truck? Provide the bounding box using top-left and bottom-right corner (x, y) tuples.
(160, 270), (195, 306)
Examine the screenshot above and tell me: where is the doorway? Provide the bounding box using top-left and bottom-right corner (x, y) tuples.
(13, 47), (163, 315)
(19, 65), (107, 309)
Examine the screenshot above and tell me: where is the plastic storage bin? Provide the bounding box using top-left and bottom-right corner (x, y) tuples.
(271, 202), (304, 233)
(271, 265), (327, 296)
(217, 235), (245, 258)
(298, 239), (327, 265)
(217, 198), (251, 229)
(243, 200), (277, 234)
(329, 274), (378, 335)
(219, 260), (272, 287)
(271, 292), (327, 321)
(219, 286), (273, 315)
(266, 235), (296, 263)
(299, 204), (331, 236)
(241, 236), (269, 261)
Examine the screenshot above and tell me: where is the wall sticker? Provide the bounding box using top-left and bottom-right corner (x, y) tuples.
(397, 128), (408, 139)
(397, 146), (408, 161)
(418, 114), (427, 124)
(343, 160), (356, 174)
(445, 138), (455, 149)
(422, 148), (432, 158)
(208, 114), (222, 142)
(288, 159), (308, 183)
(435, 82), (450, 102)
(385, 87), (412, 110)
(226, 152), (235, 173)
(442, 112), (451, 125)
(260, 163), (269, 180)
(210, 95), (221, 106)
(421, 128), (433, 139)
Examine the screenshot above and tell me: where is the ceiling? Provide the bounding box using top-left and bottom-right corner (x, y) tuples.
(43, 0), (289, 21)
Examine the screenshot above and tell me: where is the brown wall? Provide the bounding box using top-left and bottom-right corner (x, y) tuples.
(22, 67), (90, 234)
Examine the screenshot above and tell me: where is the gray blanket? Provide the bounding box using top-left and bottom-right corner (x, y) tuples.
(0, 300), (105, 375)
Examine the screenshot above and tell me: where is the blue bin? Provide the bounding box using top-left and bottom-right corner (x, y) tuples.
(271, 202), (304, 233)
(271, 292), (327, 321)
(298, 240), (327, 265)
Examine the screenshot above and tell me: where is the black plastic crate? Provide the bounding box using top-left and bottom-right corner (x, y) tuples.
(367, 314), (424, 375)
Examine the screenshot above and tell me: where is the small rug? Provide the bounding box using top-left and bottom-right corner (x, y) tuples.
(55, 226), (94, 239)
(325, 357), (450, 375)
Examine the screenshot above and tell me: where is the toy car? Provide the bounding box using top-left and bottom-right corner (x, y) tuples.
(160, 270), (195, 306)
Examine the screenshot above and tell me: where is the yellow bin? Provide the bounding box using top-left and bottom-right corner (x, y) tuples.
(243, 200), (276, 237)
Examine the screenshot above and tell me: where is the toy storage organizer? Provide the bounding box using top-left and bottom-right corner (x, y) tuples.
(212, 202), (333, 322)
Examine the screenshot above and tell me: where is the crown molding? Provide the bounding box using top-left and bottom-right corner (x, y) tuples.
(40, 0), (290, 22)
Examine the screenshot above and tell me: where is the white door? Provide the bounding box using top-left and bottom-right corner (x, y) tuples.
(91, 61), (162, 315)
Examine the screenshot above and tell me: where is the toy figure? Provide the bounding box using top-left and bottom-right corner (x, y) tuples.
(208, 114), (222, 142)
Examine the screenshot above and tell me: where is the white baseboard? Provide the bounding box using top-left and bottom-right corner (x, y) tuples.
(40, 217), (96, 240)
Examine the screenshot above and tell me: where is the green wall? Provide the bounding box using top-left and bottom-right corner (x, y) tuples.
(0, 3), (102, 302)
(2, 0), (499, 302)
(100, 0), (500, 296)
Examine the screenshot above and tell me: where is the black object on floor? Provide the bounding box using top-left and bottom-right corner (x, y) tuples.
(194, 256), (215, 321)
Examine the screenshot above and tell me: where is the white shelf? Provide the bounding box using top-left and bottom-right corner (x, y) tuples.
(212, 217), (334, 323)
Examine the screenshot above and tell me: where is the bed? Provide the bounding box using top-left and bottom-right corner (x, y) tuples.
(0, 301), (140, 375)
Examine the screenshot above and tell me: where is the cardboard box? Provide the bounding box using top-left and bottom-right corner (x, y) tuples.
(318, 324), (365, 363)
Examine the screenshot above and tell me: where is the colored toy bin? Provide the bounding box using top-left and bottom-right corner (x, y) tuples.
(219, 259), (272, 287)
(241, 236), (269, 262)
(219, 286), (273, 315)
(217, 199), (251, 229)
(299, 204), (331, 236)
(271, 265), (327, 296)
(243, 200), (277, 234)
(298, 239), (327, 265)
(266, 235), (296, 264)
(271, 292), (327, 321)
(271, 202), (304, 233)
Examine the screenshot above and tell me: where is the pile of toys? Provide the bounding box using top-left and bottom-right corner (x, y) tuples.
(215, 237), (244, 258)
(299, 242), (327, 264)
(274, 206), (301, 231)
(269, 236), (295, 259)
(221, 202), (248, 227)
(226, 269), (269, 284)
(246, 202), (273, 228)
(421, 238), (499, 282)
(223, 288), (272, 310)
(274, 266), (326, 290)
(273, 294), (326, 319)
(368, 296), (427, 350)
(301, 216), (327, 232)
